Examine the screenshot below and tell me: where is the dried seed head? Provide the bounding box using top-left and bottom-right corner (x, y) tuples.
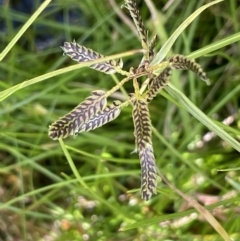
(139, 144), (157, 201)
(132, 96), (152, 150)
(169, 55), (210, 84)
(146, 67), (172, 103)
(124, 0), (151, 72)
(131, 95), (157, 200)
(61, 41), (123, 74)
(124, 0), (148, 51)
(78, 101), (122, 134)
(49, 90), (107, 140)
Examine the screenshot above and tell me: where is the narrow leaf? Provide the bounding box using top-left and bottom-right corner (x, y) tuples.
(169, 54), (210, 85)
(187, 31), (240, 59)
(165, 83), (240, 153)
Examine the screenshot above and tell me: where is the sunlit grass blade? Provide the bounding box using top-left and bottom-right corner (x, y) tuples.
(0, 49), (141, 102)
(188, 31), (240, 59)
(150, 0), (224, 65)
(120, 195), (240, 231)
(121, 173), (233, 241)
(59, 139), (134, 222)
(165, 83), (240, 152)
(0, 0), (52, 61)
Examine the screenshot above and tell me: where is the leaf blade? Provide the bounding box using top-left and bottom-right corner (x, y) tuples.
(150, 0), (224, 65)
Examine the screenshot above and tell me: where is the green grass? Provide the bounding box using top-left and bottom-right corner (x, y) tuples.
(1, 0), (240, 240)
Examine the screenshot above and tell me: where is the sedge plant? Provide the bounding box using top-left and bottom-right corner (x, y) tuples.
(49, 0), (210, 201)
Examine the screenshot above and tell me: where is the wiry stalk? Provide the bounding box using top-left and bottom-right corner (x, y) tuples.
(131, 94), (157, 200)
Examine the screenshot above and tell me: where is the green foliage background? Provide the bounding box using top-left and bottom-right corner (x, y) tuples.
(0, 0), (240, 240)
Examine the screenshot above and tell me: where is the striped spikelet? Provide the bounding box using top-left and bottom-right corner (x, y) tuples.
(61, 41), (123, 74)
(146, 67), (172, 103)
(78, 101), (122, 133)
(124, 0), (150, 71)
(169, 55), (209, 83)
(139, 144), (158, 201)
(131, 94), (157, 200)
(49, 90), (107, 140)
(124, 0), (148, 52)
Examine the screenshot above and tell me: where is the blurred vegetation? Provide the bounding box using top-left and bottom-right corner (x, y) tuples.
(0, 0), (240, 240)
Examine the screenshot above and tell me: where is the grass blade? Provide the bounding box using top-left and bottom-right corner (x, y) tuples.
(165, 83), (240, 152)
(150, 0), (224, 65)
(0, 0), (52, 61)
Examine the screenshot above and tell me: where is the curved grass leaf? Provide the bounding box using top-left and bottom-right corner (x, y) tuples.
(0, 49), (140, 102)
(150, 0), (224, 66)
(165, 83), (240, 153)
(187, 31), (240, 59)
(0, 0), (52, 61)
(120, 196), (240, 231)
(124, 0), (149, 57)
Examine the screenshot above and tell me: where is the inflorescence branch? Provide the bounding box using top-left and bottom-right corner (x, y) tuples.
(49, 0), (209, 201)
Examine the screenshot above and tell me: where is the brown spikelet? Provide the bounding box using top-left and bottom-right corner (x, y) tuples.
(124, 0), (150, 71)
(169, 54), (209, 84)
(138, 35), (158, 73)
(149, 34), (158, 62)
(131, 94), (157, 200)
(124, 0), (148, 50)
(78, 101), (122, 133)
(132, 96), (152, 149)
(146, 67), (172, 103)
(49, 90), (107, 140)
(61, 41), (123, 74)
(139, 144), (157, 200)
